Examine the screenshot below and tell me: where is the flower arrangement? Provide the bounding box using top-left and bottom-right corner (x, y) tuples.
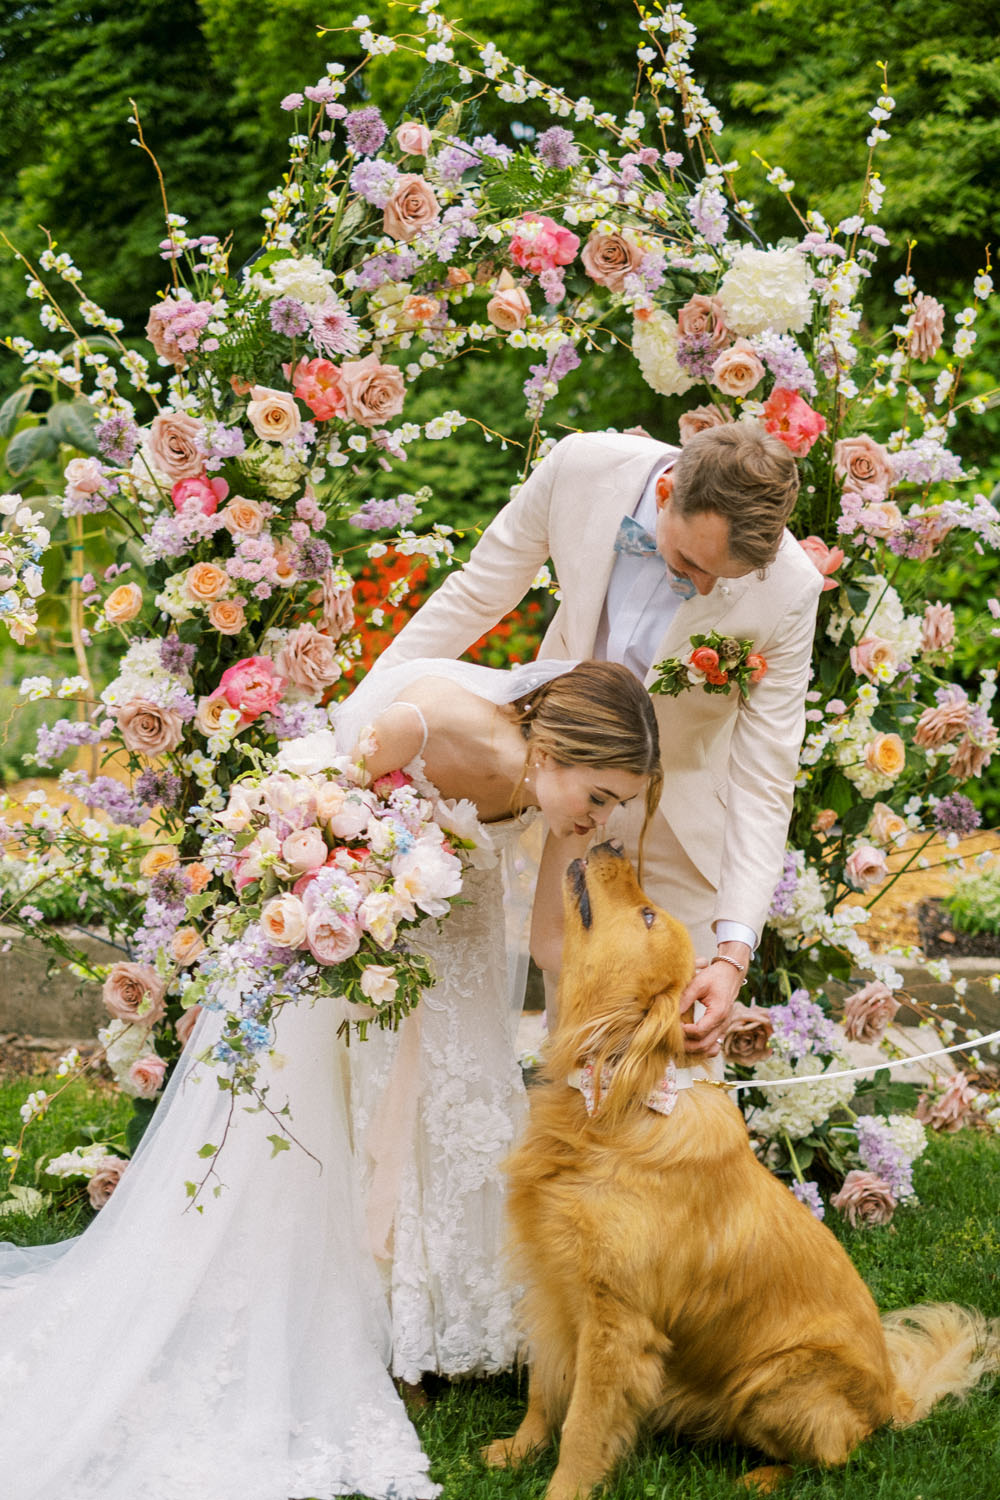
(651, 631), (767, 699)
(2, 0), (999, 1213)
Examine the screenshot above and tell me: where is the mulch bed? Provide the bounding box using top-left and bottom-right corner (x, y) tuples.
(917, 899), (1000, 960)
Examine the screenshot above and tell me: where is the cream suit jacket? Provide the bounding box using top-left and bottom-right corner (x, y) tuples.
(376, 430), (824, 940)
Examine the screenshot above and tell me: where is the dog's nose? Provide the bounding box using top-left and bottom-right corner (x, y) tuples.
(593, 838), (625, 858)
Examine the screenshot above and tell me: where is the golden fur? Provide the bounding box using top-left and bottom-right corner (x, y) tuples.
(484, 844), (1000, 1499)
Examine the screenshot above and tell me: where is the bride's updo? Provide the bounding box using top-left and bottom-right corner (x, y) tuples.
(509, 660), (663, 828)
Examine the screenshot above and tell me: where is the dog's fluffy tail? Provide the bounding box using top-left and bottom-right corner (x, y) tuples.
(883, 1302), (1000, 1426)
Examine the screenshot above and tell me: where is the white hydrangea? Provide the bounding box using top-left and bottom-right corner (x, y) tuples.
(749, 1049), (856, 1140)
(100, 638), (191, 710)
(827, 574), (922, 663)
(882, 1113), (928, 1164)
(718, 246), (813, 336)
(769, 851), (829, 941)
(631, 311), (695, 397)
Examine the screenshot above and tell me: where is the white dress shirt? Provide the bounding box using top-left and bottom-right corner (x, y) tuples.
(593, 454), (758, 953)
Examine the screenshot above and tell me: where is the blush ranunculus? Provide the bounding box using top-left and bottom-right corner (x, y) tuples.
(218, 656), (285, 724)
(762, 386), (827, 456)
(509, 212), (580, 276)
(290, 356), (345, 421)
(798, 534), (845, 592)
(171, 475), (229, 515)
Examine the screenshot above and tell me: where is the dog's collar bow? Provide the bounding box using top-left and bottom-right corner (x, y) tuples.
(567, 1057), (680, 1117)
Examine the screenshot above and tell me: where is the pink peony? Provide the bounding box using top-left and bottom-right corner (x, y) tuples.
(218, 656), (285, 724)
(833, 434), (894, 498)
(906, 292), (946, 363)
(830, 1171), (896, 1227)
(102, 962), (167, 1025)
(844, 844), (890, 891)
(305, 909), (361, 965)
(762, 386), (827, 456)
(798, 535), (845, 592)
(509, 212), (580, 276)
(842, 981), (900, 1043)
(916, 1072), (979, 1133)
(290, 356), (345, 421)
(921, 601), (955, 655)
(87, 1156), (129, 1209)
(171, 475), (229, 515)
(127, 1054), (168, 1099)
(339, 354), (406, 428)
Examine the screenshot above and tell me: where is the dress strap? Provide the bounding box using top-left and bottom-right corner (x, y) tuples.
(392, 699), (430, 755)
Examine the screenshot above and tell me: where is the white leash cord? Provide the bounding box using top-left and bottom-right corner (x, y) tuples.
(722, 1025), (1000, 1093)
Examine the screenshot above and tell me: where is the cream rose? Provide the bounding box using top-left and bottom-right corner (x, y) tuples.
(710, 337), (765, 397)
(845, 844), (889, 891)
(382, 174), (440, 242)
(868, 802), (907, 845)
(196, 691), (232, 737)
(222, 496), (265, 537)
(102, 962), (167, 1024)
(208, 598), (246, 635)
(139, 844), (180, 880)
(148, 411), (204, 480)
(581, 229), (644, 292)
(87, 1156), (129, 1209)
(339, 354), (406, 428)
(486, 270), (531, 332)
(281, 827), (329, 875)
(275, 622), (342, 694)
(246, 384), (302, 443)
(117, 698), (185, 756)
(864, 732), (905, 778)
(185, 561), (229, 604)
(105, 582), (143, 624)
(260, 893), (308, 948)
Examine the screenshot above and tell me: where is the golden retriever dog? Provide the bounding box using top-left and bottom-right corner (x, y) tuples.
(484, 842), (999, 1499)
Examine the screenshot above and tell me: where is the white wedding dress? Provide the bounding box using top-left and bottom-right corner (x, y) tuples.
(0, 656), (566, 1498)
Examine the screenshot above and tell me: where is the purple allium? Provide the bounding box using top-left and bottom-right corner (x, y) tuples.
(134, 769), (184, 810)
(349, 495), (420, 530)
(97, 414), (139, 466)
(346, 106), (388, 156)
(159, 637), (196, 675)
(537, 126), (580, 170)
(676, 332), (717, 381)
(349, 157), (399, 207)
(932, 793), (982, 837)
(790, 1180), (825, 1220)
(269, 297), (312, 337)
(294, 537), (333, 580)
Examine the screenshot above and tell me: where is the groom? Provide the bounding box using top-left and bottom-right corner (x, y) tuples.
(375, 424), (823, 1056)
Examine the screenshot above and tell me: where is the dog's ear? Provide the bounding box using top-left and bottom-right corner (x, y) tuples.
(598, 985), (686, 1123)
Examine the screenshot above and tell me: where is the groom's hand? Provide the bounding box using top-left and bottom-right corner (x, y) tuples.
(680, 943), (749, 1057)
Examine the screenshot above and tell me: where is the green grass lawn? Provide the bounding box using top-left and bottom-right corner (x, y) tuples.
(3, 1075), (999, 1499)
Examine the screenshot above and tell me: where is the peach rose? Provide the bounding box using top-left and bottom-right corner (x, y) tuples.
(486, 269), (531, 332)
(171, 926), (207, 965)
(721, 1001), (774, 1066)
(844, 844), (889, 891)
(281, 827), (329, 875)
(117, 699), (185, 756)
(275, 622), (342, 694)
(677, 403), (732, 445)
(396, 120), (433, 155)
(913, 695), (971, 750)
(907, 292), (945, 363)
(339, 354), (406, 428)
(710, 338), (765, 397)
(864, 732), (905, 778)
(382, 174), (440, 242)
(105, 582), (143, 624)
(842, 980), (899, 1043)
(812, 808), (838, 834)
(830, 1170), (896, 1227)
(868, 802), (907, 846)
(306, 909), (361, 965)
(87, 1155), (129, 1209)
(446, 266), (472, 287)
(175, 1005), (203, 1047)
(148, 411), (204, 480)
(127, 1054), (168, 1099)
(916, 1072), (979, 1133)
(849, 636), (896, 682)
(921, 601), (955, 655)
(798, 535), (845, 592)
(246, 384), (301, 443)
(195, 691), (232, 736)
(185, 561), (229, 604)
(208, 598), (246, 636)
(260, 893), (308, 948)
(676, 293), (730, 350)
(273, 545), (298, 586)
(833, 434), (894, 498)
(581, 229), (644, 292)
(399, 293), (440, 328)
(139, 844), (180, 880)
(185, 862), (212, 894)
(222, 496), (265, 537)
(102, 962), (166, 1024)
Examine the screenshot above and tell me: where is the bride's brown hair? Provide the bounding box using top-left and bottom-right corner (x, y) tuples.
(508, 661), (663, 856)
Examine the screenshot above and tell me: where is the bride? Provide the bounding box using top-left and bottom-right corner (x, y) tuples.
(0, 656), (660, 1500)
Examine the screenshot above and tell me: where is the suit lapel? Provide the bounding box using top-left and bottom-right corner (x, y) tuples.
(643, 574), (754, 683)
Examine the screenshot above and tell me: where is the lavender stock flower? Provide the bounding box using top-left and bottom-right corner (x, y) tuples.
(350, 495), (419, 530)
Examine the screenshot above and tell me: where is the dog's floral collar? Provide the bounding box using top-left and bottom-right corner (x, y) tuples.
(651, 631), (767, 702)
(568, 1057), (679, 1117)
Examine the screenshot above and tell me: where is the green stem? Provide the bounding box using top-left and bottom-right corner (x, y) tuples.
(782, 1130), (805, 1183)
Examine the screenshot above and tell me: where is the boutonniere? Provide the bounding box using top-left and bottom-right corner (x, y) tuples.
(651, 632), (768, 701)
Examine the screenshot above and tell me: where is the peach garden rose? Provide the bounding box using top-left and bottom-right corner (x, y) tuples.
(246, 384), (301, 443)
(102, 962), (167, 1024)
(105, 582), (143, 623)
(148, 410), (204, 480)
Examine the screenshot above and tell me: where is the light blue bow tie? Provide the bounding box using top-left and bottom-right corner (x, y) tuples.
(613, 515), (696, 599)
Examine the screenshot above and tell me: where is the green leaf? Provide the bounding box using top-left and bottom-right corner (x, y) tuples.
(4, 423), (59, 477)
(267, 1133), (291, 1156)
(46, 399), (101, 455)
(0, 386), (37, 440)
(197, 1142), (218, 1158)
(125, 1096), (157, 1155)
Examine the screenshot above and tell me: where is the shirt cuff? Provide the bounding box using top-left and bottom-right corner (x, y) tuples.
(714, 920), (758, 954)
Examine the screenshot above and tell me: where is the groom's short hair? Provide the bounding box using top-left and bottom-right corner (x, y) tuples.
(671, 425), (799, 572)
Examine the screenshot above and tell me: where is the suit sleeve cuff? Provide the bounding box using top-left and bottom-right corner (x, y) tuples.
(714, 920), (758, 954)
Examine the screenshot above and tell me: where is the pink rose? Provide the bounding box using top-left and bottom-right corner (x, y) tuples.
(710, 338), (765, 397)
(172, 475), (229, 515)
(102, 962), (167, 1024)
(246, 385), (301, 443)
(382, 174), (440, 242)
(676, 293), (729, 350)
(195, 691), (233, 737)
(175, 1005), (202, 1047)
(842, 981), (900, 1043)
(117, 698), (185, 756)
(580, 229), (642, 292)
(677, 403), (732, 445)
(921, 601), (955, 655)
(509, 212), (580, 276)
(222, 496), (265, 537)
(844, 844), (889, 891)
(148, 411), (204, 480)
(762, 387), (827, 457)
(916, 1072), (979, 1133)
(721, 1001), (774, 1066)
(830, 1170), (896, 1227)
(339, 354), (406, 428)
(798, 535), (844, 592)
(833, 434), (894, 498)
(913, 691), (971, 750)
(486, 269), (531, 332)
(281, 827), (329, 875)
(395, 121), (432, 155)
(87, 1155), (129, 1209)
(906, 292), (946, 363)
(290, 356), (345, 421)
(868, 802), (907, 846)
(127, 1053), (168, 1099)
(948, 736), (994, 781)
(317, 570), (354, 639)
(64, 457), (106, 502)
(275, 622), (342, 694)
(305, 909), (361, 965)
(849, 636), (897, 682)
(218, 656), (285, 724)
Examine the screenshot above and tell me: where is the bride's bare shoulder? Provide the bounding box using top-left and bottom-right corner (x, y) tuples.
(394, 676), (491, 727)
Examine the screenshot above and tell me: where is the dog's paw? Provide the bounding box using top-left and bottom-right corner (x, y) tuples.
(738, 1463), (793, 1494)
(480, 1437), (520, 1469)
